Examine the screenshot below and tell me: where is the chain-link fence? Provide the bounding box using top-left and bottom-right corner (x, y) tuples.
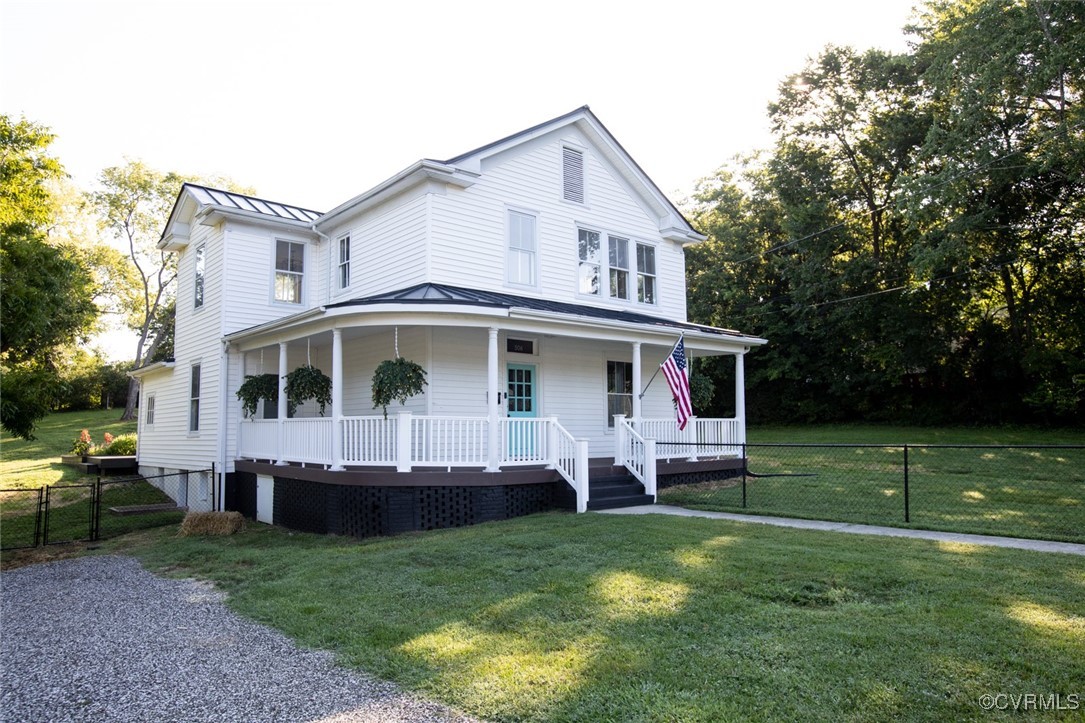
(0, 469), (210, 550)
(657, 444), (1085, 543)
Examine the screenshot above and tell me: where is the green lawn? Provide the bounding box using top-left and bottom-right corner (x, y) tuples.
(113, 513), (1085, 723)
(660, 425), (1085, 543)
(0, 409), (179, 550)
(0, 408), (136, 489)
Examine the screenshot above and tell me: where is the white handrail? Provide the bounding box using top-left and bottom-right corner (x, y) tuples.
(635, 418), (743, 459)
(341, 416), (397, 466)
(549, 418), (589, 513)
(411, 416), (489, 467)
(500, 418), (550, 465)
(617, 418), (657, 500)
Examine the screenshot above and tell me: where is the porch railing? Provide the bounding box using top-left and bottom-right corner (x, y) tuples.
(615, 416), (657, 500)
(237, 413), (591, 512)
(636, 417), (743, 460)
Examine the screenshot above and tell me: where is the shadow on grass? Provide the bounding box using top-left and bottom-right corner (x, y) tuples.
(121, 512), (1085, 722)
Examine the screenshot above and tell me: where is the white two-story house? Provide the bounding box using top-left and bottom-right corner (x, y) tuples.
(131, 107), (766, 537)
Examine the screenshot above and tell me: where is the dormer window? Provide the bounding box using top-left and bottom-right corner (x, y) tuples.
(274, 240), (304, 303)
(562, 146), (584, 204)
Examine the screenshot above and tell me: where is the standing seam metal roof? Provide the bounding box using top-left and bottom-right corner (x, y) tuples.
(325, 283), (752, 338)
(184, 183), (323, 223)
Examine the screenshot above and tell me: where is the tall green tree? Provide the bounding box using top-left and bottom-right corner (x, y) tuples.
(0, 116), (100, 439)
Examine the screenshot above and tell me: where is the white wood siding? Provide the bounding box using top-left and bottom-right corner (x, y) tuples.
(323, 194), (429, 304)
(428, 127), (688, 321)
(222, 222), (317, 335)
(137, 221), (223, 471)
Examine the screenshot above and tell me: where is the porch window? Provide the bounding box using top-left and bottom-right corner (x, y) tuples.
(337, 234), (350, 289)
(189, 364), (201, 432)
(193, 246), (205, 309)
(636, 242), (656, 304)
(578, 228), (601, 295)
(274, 240), (304, 303)
(609, 236), (630, 300)
(607, 361), (633, 427)
(507, 210), (537, 287)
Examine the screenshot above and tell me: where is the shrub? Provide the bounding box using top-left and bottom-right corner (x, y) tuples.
(179, 511), (245, 537)
(102, 433), (137, 456)
(71, 429), (93, 456)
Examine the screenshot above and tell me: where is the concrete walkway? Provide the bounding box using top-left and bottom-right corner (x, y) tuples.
(598, 504), (1085, 556)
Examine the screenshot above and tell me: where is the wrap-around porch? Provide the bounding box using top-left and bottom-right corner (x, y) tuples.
(227, 289), (755, 514)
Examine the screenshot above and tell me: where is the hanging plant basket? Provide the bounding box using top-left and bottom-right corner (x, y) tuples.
(236, 373), (279, 419)
(285, 365), (332, 417)
(372, 357), (427, 418)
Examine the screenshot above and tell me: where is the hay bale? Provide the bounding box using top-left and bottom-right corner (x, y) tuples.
(179, 511), (245, 537)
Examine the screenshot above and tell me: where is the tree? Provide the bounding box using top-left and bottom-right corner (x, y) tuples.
(0, 116), (100, 439)
(91, 162), (252, 421)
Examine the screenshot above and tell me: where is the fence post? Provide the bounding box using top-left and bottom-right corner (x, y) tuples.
(42, 486), (51, 546)
(33, 486), (44, 547)
(903, 444), (910, 523)
(91, 475), (101, 542)
(741, 443), (747, 509)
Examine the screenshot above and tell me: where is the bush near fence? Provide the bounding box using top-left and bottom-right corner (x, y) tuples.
(658, 444), (1085, 544)
(0, 470), (210, 550)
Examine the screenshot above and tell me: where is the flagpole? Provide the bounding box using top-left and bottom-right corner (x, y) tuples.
(638, 335), (683, 399)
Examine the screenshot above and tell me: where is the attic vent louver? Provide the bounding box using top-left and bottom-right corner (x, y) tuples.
(562, 147), (584, 204)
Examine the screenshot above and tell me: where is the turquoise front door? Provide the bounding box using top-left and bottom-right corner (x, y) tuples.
(507, 363), (537, 458)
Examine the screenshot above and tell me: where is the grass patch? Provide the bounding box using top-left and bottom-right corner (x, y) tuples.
(661, 426), (1085, 543)
(111, 513), (1085, 722)
(0, 409), (136, 489)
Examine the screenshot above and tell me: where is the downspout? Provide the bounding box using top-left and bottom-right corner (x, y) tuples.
(218, 339), (229, 510)
(310, 223), (331, 306)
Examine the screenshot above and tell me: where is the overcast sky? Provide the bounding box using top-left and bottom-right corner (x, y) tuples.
(2, 0), (920, 212)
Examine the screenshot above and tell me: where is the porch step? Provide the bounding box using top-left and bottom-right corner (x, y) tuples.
(587, 473), (653, 511)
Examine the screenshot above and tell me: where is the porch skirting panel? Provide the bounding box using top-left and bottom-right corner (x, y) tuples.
(227, 463), (576, 539)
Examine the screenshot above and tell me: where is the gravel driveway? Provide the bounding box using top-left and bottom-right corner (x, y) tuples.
(1, 556), (478, 722)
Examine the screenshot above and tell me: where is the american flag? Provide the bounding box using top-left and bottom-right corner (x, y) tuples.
(661, 336), (692, 430)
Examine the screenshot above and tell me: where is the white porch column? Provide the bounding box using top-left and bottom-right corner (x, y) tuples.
(486, 327), (500, 472)
(631, 341), (642, 423)
(276, 342), (288, 465)
(330, 329), (344, 471)
(735, 352), (746, 446)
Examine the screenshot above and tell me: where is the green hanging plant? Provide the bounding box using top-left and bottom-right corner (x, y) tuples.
(372, 357), (427, 418)
(236, 373), (279, 419)
(285, 365), (332, 417)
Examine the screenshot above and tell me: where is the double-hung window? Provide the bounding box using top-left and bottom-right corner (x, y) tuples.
(193, 246), (205, 309)
(274, 240), (304, 303)
(507, 210), (537, 287)
(145, 395), (156, 426)
(636, 243), (656, 304)
(578, 228), (601, 295)
(337, 235), (350, 290)
(608, 236), (630, 300)
(189, 364), (201, 432)
(606, 361), (633, 427)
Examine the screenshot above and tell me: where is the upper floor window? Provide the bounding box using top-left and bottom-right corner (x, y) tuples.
(337, 235), (350, 289)
(578, 228), (601, 295)
(609, 236), (630, 300)
(193, 246), (205, 309)
(507, 210), (537, 287)
(576, 228), (657, 305)
(274, 240), (304, 303)
(189, 364), (201, 432)
(636, 243), (656, 304)
(562, 146), (584, 204)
